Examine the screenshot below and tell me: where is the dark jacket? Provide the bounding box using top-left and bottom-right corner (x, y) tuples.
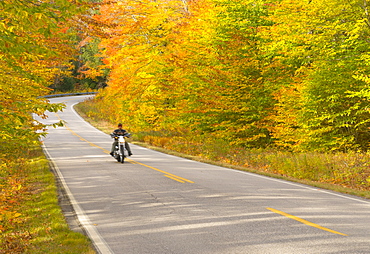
(113, 128), (127, 136)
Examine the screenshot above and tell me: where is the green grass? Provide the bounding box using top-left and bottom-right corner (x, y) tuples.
(0, 147), (95, 254)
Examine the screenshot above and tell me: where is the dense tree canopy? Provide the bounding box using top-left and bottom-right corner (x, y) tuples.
(84, 0), (370, 151)
(0, 0), (87, 158)
(263, 0), (370, 151)
(3, 0), (370, 153)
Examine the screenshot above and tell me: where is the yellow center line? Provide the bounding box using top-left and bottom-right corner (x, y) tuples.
(54, 113), (193, 183)
(164, 175), (186, 183)
(131, 160), (194, 183)
(267, 207), (348, 236)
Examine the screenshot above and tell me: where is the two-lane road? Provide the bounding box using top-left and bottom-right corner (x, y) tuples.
(39, 96), (370, 254)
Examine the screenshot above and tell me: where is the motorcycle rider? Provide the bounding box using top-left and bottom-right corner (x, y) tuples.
(110, 123), (133, 156)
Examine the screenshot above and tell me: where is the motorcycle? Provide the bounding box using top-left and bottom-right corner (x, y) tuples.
(111, 132), (131, 163)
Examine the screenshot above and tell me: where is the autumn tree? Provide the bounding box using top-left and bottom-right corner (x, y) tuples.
(89, 0), (370, 152)
(0, 0), (87, 158)
(92, 0), (206, 131)
(263, 0), (370, 151)
(92, 0), (276, 148)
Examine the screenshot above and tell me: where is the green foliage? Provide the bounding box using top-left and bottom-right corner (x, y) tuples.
(261, 0), (370, 151)
(53, 0), (370, 153)
(0, 0), (83, 157)
(52, 37), (108, 92)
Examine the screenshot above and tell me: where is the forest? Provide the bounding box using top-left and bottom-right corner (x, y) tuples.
(83, 0), (370, 152)
(78, 0), (370, 194)
(2, 0), (370, 251)
(4, 0), (370, 158)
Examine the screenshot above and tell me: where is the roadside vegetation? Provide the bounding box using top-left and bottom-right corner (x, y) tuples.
(0, 1), (98, 252)
(76, 100), (370, 199)
(0, 145), (95, 254)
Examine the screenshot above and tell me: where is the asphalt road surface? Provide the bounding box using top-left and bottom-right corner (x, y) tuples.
(38, 95), (370, 254)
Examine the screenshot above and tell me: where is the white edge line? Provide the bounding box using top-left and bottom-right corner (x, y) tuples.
(71, 100), (109, 137)
(42, 144), (114, 254)
(69, 97), (370, 205)
(232, 168), (370, 205)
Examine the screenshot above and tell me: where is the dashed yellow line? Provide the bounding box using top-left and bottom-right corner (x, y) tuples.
(55, 113), (193, 183)
(267, 207), (348, 236)
(132, 160), (194, 183)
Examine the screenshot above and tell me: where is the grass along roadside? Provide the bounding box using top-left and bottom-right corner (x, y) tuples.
(0, 146), (95, 253)
(74, 100), (370, 199)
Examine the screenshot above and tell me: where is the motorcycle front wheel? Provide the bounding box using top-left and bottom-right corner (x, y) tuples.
(120, 145), (125, 163)
(115, 152), (121, 162)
